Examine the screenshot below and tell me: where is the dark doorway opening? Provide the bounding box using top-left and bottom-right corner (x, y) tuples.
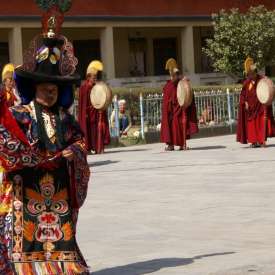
(0, 42), (10, 72)
(129, 38), (147, 77)
(153, 38), (177, 76)
(73, 39), (101, 79)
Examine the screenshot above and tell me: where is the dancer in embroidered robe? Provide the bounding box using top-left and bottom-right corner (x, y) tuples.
(0, 3), (90, 274)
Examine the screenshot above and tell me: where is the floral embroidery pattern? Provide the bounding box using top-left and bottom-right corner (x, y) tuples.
(12, 175), (24, 262)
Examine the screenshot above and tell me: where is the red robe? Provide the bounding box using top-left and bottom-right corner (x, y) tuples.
(172, 96), (199, 146)
(78, 80), (110, 153)
(161, 80), (199, 146)
(160, 80), (175, 144)
(237, 75), (275, 144)
(0, 87), (17, 107)
(0, 93), (28, 146)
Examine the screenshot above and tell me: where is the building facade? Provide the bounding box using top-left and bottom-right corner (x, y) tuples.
(0, 0), (274, 86)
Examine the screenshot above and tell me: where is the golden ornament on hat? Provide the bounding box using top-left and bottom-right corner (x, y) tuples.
(50, 54), (57, 64)
(36, 47), (49, 63)
(53, 47), (61, 60)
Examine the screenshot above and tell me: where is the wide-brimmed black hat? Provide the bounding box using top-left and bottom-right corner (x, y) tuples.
(15, 35), (80, 84)
(15, 4), (80, 107)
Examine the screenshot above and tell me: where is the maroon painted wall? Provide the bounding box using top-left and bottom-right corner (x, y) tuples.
(0, 0), (274, 16)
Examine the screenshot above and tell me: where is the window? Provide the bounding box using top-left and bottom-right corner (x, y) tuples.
(0, 42), (9, 71)
(153, 38), (177, 76)
(73, 40), (101, 79)
(129, 38), (147, 77)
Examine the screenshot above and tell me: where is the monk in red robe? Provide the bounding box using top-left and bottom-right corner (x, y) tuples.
(1, 63), (20, 107)
(237, 57), (275, 147)
(161, 60), (198, 150)
(78, 60), (110, 154)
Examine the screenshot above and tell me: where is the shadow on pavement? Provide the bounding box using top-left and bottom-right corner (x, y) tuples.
(266, 144), (275, 148)
(242, 143), (275, 149)
(154, 145), (226, 154)
(92, 252), (235, 275)
(88, 160), (120, 167)
(94, 158), (275, 174)
(191, 145), (227, 151)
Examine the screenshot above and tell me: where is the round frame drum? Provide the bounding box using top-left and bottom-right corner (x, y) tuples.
(90, 82), (112, 110)
(177, 78), (193, 109)
(256, 77), (275, 105)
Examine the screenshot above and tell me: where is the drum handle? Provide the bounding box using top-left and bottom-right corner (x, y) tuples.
(264, 106), (267, 141)
(182, 107), (187, 149)
(97, 111), (104, 154)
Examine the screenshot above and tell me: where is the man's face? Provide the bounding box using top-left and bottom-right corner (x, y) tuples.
(4, 77), (14, 91)
(35, 83), (58, 107)
(247, 70), (257, 80)
(88, 74), (97, 85)
(119, 103), (126, 113)
(171, 72), (181, 84)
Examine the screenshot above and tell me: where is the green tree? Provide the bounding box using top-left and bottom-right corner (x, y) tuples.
(204, 6), (275, 78)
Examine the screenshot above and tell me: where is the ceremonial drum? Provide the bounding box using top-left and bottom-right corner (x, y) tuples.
(177, 78), (193, 109)
(256, 77), (275, 105)
(90, 82), (112, 110)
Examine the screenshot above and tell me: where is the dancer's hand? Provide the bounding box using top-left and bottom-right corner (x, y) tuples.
(62, 149), (74, 161)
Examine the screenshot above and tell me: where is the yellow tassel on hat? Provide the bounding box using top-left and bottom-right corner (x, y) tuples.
(86, 60), (104, 76)
(244, 57), (256, 75)
(165, 58), (178, 77)
(2, 63), (15, 82)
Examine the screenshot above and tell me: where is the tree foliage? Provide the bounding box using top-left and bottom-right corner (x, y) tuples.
(204, 6), (275, 78)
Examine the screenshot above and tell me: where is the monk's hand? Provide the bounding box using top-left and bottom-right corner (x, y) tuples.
(245, 102), (249, 110)
(62, 149), (74, 162)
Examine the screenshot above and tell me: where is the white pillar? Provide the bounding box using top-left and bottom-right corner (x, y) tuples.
(100, 26), (115, 80)
(8, 27), (23, 66)
(181, 26), (195, 74)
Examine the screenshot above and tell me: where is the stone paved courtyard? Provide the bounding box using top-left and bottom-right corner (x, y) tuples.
(77, 135), (275, 275)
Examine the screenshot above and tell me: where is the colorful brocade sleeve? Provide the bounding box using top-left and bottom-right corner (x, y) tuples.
(0, 124), (43, 172)
(0, 103), (43, 172)
(64, 113), (90, 209)
(69, 141), (90, 209)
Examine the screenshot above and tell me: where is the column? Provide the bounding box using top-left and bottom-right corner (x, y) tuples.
(181, 26), (195, 74)
(8, 26), (23, 66)
(146, 37), (154, 76)
(100, 26), (115, 80)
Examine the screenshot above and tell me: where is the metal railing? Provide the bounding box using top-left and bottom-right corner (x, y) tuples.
(143, 93), (163, 130)
(142, 88), (241, 132)
(195, 88), (241, 126)
(73, 87), (275, 139)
